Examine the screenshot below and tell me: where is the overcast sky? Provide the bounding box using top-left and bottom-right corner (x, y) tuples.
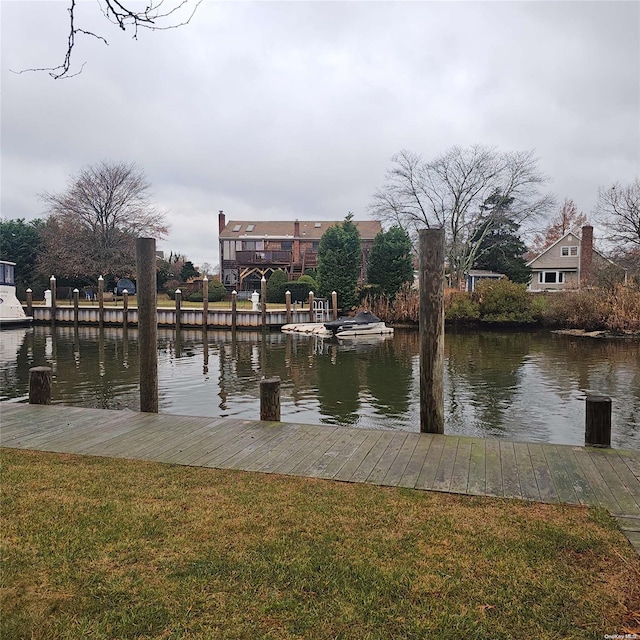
(1, 0), (638, 270)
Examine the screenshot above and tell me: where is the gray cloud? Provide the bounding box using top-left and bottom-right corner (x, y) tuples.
(2, 0), (638, 268)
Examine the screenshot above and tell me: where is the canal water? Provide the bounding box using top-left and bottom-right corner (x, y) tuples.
(1, 325), (638, 448)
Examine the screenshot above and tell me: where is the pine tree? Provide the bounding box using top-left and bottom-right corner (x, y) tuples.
(367, 226), (414, 297)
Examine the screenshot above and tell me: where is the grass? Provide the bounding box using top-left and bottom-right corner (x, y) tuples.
(2, 448), (639, 640)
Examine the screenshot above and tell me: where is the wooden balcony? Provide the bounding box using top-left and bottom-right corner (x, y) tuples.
(235, 251), (292, 265)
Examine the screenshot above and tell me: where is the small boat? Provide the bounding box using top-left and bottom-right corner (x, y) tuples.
(0, 261), (32, 327)
(323, 311), (393, 338)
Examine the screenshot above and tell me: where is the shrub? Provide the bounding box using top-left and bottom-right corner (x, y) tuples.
(297, 274), (318, 289)
(445, 292), (480, 322)
(286, 281), (315, 304)
(266, 270), (288, 303)
(475, 279), (534, 323)
(207, 278), (227, 302)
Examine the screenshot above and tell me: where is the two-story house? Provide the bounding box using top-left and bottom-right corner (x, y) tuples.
(218, 212), (382, 292)
(527, 225), (623, 291)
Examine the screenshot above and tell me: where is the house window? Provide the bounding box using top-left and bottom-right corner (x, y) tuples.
(538, 271), (564, 284)
(246, 224), (255, 232)
(281, 241), (293, 251)
(561, 246), (578, 257)
(232, 224), (242, 232)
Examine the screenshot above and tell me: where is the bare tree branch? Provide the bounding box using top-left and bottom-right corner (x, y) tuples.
(594, 178), (640, 250)
(11, 0), (201, 79)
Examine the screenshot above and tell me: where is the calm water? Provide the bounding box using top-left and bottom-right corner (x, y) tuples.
(1, 325), (638, 448)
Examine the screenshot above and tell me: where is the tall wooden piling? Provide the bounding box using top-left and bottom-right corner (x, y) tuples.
(175, 289), (182, 332)
(285, 290), (292, 324)
(308, 291), (314, 323)
(231, 290), (237, 333)
(419, 228), (445, 434)
(122, 290), (129, 327)
(49, 276), (56, 324)
(261, 276), (267, 327)
(585, 395), (612, 447)
(98, 275), (104, 326)
(26, 288), (33, 317)
(29, 367), (52, 405)
(260, 376), (281, 421)
(202, 276), (209, 329)
(73, 288), (79, 327)
(136, 237), (158, 413)
(331, 291), (338, 320)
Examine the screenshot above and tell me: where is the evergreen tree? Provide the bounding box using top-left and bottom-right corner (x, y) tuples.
(0, 218), (45, 289)
(367, 225), (414, 297)
(472, 216), (531, 284)
(180, 260), (199, 281)
(317, 213), (362, 309)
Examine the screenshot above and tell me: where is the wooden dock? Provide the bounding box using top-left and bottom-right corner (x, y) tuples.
(1, 402), (639, 554)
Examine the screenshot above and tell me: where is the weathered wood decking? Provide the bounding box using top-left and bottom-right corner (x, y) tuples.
(1, 402), (639, 553)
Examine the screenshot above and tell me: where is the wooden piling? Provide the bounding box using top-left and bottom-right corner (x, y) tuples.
(308, 291), (314, 323)
(261, 276), (267, 327)
(585, 395), (612, 448)
(331, 291), (338, 320)
(98, 276), (104, 326)
(136, 237), (158, 413)
(175, 289), (182, 332)
(122, 290), (129, 327)
(260, 376), (281, 421)
(49, 276), (56, 324)
(26, 288), (33, 317)
(285, 290), (292, 324)
(73, 288), (79, 327)
(29, 367), (52, 405)
(231, 290), (237, 333)
(418, 228), (445, 434)
(202, 276), (209, 328)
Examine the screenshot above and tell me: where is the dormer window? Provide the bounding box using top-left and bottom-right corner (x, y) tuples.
(561, 246), (578, 257)
(232, 224), (242, 232)
(246, 224), (255, 232)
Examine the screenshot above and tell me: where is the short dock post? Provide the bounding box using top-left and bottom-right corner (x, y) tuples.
(585, 395), (612, 448)
(285, 290), (292, 324)
(29, 366), (52, 405)
(26, 288), (33, 317)
(331, 291), (338, 320)
(231, 290), (237, 332)
(202, 276), (209, 328)
(175, 289), (182, 332)
(49, 276), (56, 324)
(419, 228), (445, 434)
(261, 276), (267, 327)
(136, 237), (158, 413)
(260, 376), (281, 421)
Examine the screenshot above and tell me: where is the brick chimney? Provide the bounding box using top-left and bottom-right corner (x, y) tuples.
(294, 219), (300, 237)
(580, 225), (593, 285)
(218, 210), (226, 235)
(293, 219), (301, 264)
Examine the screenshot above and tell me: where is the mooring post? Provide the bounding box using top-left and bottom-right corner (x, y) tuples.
(122, 289), (129, 327)
(231, 290), (237, 333)
(260, 376), (281, 421)
(585, 394), (612, 448)
(308, 291), (314, 323)
(29, 366), (52, 405)
(26, 288), (33, 317)
(136, 237), (158, 413)
(285, 290), (292, 324)
(331, 291), (338, 320)
(261, 276), (267, 327)
(175, 289), (182, 332)
(49, 275), (56, 325)
(202, 275), (209, 329)
(419, 228), (445, 434)
(73, 288), (79, 326)
(98, 275), (104, 326)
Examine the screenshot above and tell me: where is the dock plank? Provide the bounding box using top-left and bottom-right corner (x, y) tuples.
(484, 440), (503, 497)
(449, 438), (472, 494)
(431, 437), (459, 493)
(348, 432), (397, 484)
(414, 435), (445, 491)
(513, 442), (541, 502)
(398, 433), (434, 489)
(367, 433), (408, 485)
(588, 450), (640, 516)
(527, 443), (558, 504)
(466, 438), (486, 496)
(499, 441), (522, 500)
(332, 430), (387, 482)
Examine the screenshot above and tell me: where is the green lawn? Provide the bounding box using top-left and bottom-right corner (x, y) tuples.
(1, 448), (639, 640)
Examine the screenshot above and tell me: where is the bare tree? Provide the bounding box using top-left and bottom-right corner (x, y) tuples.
(13, 0), (201, 79)
(369, 145), (554, 286)
(594, 178), (640, 249)
(529, 198), (588, 255)
(39, 161), (168, 278)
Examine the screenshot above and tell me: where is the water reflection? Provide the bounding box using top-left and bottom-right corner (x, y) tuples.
(0, 325), (638, 448)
